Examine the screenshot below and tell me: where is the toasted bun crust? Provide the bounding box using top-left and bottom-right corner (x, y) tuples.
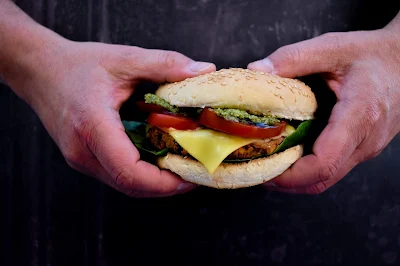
(157, 145), (303, 189)
(156, 68), (317, 120)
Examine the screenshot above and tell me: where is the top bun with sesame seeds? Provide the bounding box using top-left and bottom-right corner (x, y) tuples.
(156, 68), (317, 120)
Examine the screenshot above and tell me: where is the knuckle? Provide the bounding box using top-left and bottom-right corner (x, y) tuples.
(77, 117), (103, 155)
(277, 45), (302, 67)
(367, 143), (385, 160)
(118, 46), (141, 59)
(306, 182), (328, 195)
(318, 159), (340, 183)
(319, 32), (348, 71)
(320, 32), (341, 48)
(158, 51), (184, 69)
(321, 33), (344, 54)
(110, 167), (128, 186)
(64, 150), (83, 171)
(364, 102), (381, 126)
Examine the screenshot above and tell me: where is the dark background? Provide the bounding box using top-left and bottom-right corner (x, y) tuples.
(1, 0), (400, 265)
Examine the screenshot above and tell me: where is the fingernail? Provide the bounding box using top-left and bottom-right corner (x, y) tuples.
(176, 182), (197, 194)
(248, 58), (275, 73)
(189, 61), (215, 73)
(264, 181), (277, 187)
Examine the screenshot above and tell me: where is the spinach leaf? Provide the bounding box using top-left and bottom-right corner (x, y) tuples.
(272, 120), (312, 154)
(122, 121), (168, 156)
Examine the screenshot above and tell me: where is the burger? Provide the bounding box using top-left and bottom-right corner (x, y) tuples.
(124, 68), (317, 189)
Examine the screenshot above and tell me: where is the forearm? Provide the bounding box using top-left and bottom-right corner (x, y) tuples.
(0, 0), (67, 98)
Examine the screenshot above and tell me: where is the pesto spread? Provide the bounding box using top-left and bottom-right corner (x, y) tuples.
(144, 93), (180, 113)
(143, 93), (280, 125)
(213, 108), (280, 125)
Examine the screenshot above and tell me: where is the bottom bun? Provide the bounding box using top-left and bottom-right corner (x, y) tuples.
(157, 145), (303, 189)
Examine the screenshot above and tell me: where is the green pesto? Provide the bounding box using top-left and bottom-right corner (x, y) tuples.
(213, 108), (280, 125)
(144, 93), (180, 113)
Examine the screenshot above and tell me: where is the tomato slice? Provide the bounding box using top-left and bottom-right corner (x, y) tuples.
(136, 101), (167, 113)
(147, 113), (200, 130)
(199, 108), (286, 138)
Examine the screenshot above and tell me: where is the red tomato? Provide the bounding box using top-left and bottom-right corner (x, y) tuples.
(147, 113), (200, 130)
(199, 108), (286, 138)
(136, 101), (166, 113)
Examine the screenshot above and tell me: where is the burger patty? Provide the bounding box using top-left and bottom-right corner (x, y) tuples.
(146, 126), (284, 160)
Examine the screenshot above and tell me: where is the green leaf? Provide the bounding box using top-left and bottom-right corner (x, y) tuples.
(122, 121), (168, 156)
(272, 120), (312, 154)
(223, 120), (312, 163)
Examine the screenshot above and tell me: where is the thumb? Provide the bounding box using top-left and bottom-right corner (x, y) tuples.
(121, 47), (216, 83)
(248, 32), (352, 78)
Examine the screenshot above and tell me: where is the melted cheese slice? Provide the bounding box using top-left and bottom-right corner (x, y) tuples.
(168, 125), (295, 174)
(169, 129), (257, 174)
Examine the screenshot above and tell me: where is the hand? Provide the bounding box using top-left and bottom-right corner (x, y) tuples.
(248, 16), (400, 194)
(8, 39), (215, 197)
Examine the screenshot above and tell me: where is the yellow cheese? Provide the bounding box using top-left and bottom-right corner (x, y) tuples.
(168, 124), (294, 174)
(169, 129), (256, 174)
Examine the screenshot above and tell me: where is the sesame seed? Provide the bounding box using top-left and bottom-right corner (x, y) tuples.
(221, 82), (227, 86)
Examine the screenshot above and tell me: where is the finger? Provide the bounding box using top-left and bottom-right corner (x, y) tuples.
(116, 46), (216, 83)
(87, 111), (197, 197)
(267, 150), (362, 194)
(248, 32), (354, 78)
(263, 100), (362, 190)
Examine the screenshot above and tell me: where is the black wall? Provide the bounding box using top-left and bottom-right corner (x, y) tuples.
(1, 1), (400, 266)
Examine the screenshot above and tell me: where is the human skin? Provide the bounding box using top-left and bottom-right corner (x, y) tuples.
(0, 0), (216, 197)
(248, 11), (400, 194)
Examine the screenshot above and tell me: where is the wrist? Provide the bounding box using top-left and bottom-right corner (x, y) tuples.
(0, 2), (70, 103)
